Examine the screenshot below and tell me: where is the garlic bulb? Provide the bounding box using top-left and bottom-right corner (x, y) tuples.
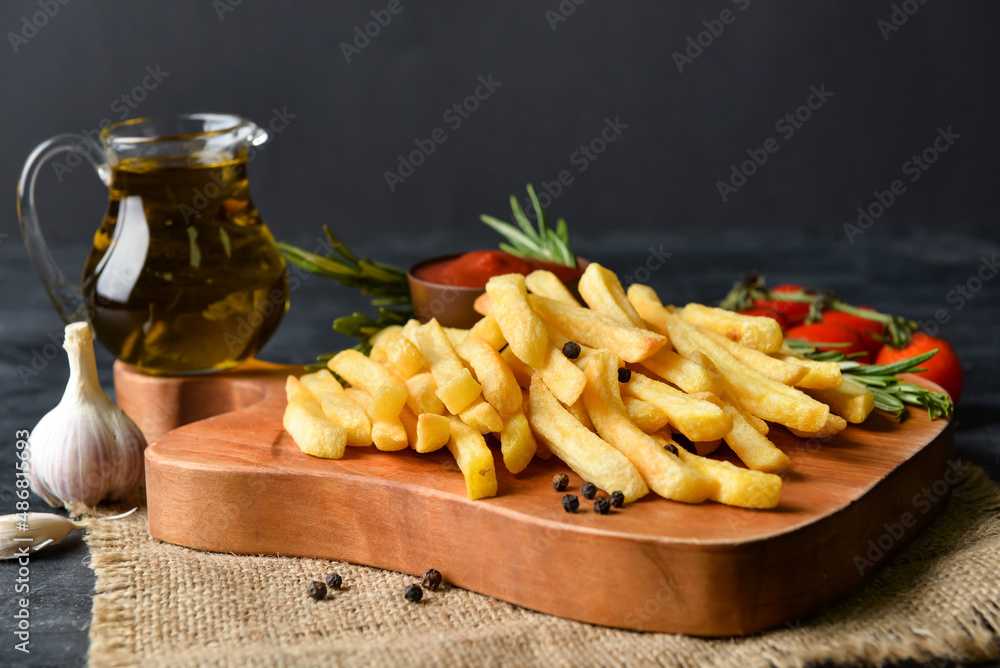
(29, 323), (147, 508)
(0, 509), (136, 559)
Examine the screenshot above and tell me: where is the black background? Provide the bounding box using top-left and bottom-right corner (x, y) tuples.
(1, 0), (998, 253)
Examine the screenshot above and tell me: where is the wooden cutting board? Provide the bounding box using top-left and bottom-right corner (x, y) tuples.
(118, 359), (955, 637)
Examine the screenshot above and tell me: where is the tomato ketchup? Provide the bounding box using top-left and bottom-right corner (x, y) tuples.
(415, 251), (536, 288)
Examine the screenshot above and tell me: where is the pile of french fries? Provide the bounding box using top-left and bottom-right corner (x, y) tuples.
(283, 263), (877, 509)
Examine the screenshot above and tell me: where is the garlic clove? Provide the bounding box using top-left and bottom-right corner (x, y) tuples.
(0, 509), (137, 559)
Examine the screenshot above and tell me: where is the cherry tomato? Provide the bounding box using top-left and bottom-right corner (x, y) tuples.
(875, 333), (963, 401)
(739, 307), (789, 330)
(784, 322), (870, 361)
(821, 308), (885, 358)
(753, 284), (811, 327)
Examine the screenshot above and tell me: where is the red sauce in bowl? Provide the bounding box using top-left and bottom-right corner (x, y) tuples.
(415, 251), (536, 288)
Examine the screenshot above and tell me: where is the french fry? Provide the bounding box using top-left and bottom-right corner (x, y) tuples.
(446, 416), (497, 500)
(772, 352), (843, 390)
(415, 413), (451, 453)
(402, 318), (422, 344)
(692, 439), (721, 457)
(718, 402), (790, 472)
(622, 396), (670, 433)
(577, 262), (644, 327)
(653, 434), (782, 509)
(529, 294), (666, 363)
(679, 303), (784, 353)
(501, 344), (586, 406)
(528, 376), (648, 502)
(468, 313), (507, 351)
(298, 370), (373, 447)
(444, 326), (469, 348)
(565, 396), (595, 431)
(459, 396), (504, 434)
(665, 315), (830, 432)
(788, 413), (848, 439)
(623, 372), (733, 442)
(368, 325), (404, 364)
(638, 349), (725, 396)
(412, 319), (482, 414)
(583, 351), (716, 503)
(456, 336), (522, 416)
(283, 376), (347, 459)
(381, 330), (425, 378)
(328, 350), (408, 422)
(486, 274), (548, 367)
(342, 386), (408, 451)
(806, 377), (875, 424)
(698, 329), (808, 386)
(399, 404), (418, 445)
(473, 291), (492, 317)
(499, 409), (537, 474)
(525, 269), (580, 306)
(404, 372), (446, 416)
(717, 391), (769, 435)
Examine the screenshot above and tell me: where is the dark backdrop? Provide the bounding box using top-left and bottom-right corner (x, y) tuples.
(1, 0), (998, 254)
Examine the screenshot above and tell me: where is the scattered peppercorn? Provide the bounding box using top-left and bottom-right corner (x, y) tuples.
(581, 482), (598, 499)
(594, 497), (611, 514)
(325, 572), (342, 590)
(307, 581), (327, 601)
(562, 341), (581, 359)
(610, 490), (625, 508)
(562, 494), (579, 513)
(404, 584), (423, 603)
(422, 569), (442, 591)
(663, 442), (678, 456)
(618, 367), (632, 383)
(552, 473), (569, 491)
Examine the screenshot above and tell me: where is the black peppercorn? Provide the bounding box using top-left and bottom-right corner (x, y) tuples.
(562, 494), (579, 513)
(610, 490), (625, 508)
(307, 581), (327, 601)
(552, 473), (569, 491)
(581, 482), (598, 499)
(562, 341), (581, 359)
(404, 584), (423, 603)
(618, 367), (632, 383)
(663, 442), (678, 456)
(422, 569), (442, 591)
(594, 497), (611, 514)
(325, 573), (342, 590)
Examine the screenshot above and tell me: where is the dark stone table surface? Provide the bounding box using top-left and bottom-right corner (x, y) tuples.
(1, 229), (997, 667)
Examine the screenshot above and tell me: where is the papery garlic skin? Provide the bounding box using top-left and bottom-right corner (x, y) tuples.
(28, 323), (147, 509)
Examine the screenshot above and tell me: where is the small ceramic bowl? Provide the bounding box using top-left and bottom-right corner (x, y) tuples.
(407, 254), (588, 329)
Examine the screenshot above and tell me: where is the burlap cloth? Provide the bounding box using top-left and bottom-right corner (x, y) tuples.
(84, 466), (1000, 668)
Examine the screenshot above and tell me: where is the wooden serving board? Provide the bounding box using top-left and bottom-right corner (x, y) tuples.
(118, 360), (955, 637)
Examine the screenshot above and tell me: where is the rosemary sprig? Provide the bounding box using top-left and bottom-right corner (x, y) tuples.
(480, 184), (577, 267)
(785, 340), (953, 420)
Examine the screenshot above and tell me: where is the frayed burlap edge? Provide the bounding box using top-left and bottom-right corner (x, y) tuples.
(85, 467), (1000, 668)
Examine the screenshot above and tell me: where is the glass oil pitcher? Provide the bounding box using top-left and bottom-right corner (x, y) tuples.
(17, 113), (288, 374)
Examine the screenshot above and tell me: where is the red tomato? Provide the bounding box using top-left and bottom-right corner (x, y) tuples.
(784, 322), (870, 361)
(821, 308), (885, 357)
(875, 333), (963, 401)
(739, 307), (789, 330)
(753, 284), (811, 327)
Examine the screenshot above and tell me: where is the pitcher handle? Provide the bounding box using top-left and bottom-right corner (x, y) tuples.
(17, 134), (111, 323)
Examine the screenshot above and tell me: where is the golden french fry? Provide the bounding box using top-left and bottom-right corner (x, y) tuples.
(528, 376), (648, 502)
(473, 292), (492, 317)
(402, 318), (422, 344)
(719, 402), (790, 472)
(283, 376), (347, 459)
(698, 329), (807, 385)
(639, 349), (725, 396)
(499, 409), (537, 474)
(444, 326), (469, 348)
(501, 344), (586, 406)
(446, 416), (497, 500)
(529, 294), (666, 363)
(415, 413), (451, 453)
(717, 391), (769, 435)
(772, 352), (843, 390)
(468, 313), (507, 351)
(368, 325), (404, 364)
(577, 262), (644, 327)
(623, 373), (733, 442)
(404, 371), (446, 416)
(456, 336), (522, 416)
(622, 396), (670, 433)
(806, 377), (875, 424)
(399, 404), (418, 445)
(525, 269), (580, 306)
(788, 413), (848, 439)
(380, 330), (425, 378)
(654, 434), (782, 509)
(565, 396), (595, 431)
(583, 352), (716, 503)
(328, 350), (408, 423)
(692, 439), (721, 457)
(459, 396), (504, 434)
(412, 319), (482, 414)
(298, 370), (372, 447)
(679, 303), (784, 353)
(342, 386), (408, 451)
(665, 315), (830, 432)
(486, 274), (548, 367)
